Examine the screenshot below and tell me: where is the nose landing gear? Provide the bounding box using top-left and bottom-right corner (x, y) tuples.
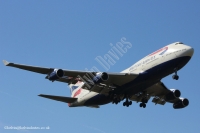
(172, 75), (179, 80)
(172, 68), (179, 80)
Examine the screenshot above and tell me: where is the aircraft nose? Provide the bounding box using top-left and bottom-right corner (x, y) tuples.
(187, 46), (194, 57)
(179, 45), (194, 58)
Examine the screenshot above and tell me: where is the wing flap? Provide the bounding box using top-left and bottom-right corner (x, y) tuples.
(152, 97), (166, 105)
(38, 94), (77, 103)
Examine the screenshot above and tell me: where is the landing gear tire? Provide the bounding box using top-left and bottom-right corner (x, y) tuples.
(111, 93), (121, 105)
(172, 75), (179, 80)
(139, 103), (146, 108)
(123, 100), (132, 107)
(122, 94), (132, 107)
(123, 102), (125, 106)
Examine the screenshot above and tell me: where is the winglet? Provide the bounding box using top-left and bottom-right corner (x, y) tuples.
(3, 60), (10, 66)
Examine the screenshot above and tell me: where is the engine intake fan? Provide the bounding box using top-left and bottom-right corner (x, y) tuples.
(48, 69), (64, 81)
(93, 72), (109, 84)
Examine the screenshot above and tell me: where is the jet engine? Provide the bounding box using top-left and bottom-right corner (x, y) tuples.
(48, 69), (64, 81)
(93, 72), (109, 84)
(173, 98), (189, 109)
(165, 89), (181, 101)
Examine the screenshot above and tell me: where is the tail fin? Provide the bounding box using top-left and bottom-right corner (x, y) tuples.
(69, 81), (84, 98)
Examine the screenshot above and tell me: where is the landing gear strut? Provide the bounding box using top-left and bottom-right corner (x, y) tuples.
(139, 98), (148, 108)
(172, 68), (179, 80)
(110, 93), (121, 105)
(123, 95), (132, 107)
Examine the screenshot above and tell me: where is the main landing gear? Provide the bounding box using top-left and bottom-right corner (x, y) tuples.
(172, 68), (179, 80)
(139, 98), (148, 108)
(110, 94), (121, 105)
(112, 98), (120, 104)
(123, 97), (132, 107)
(140, 103), (146, 108)
(110, 93), (132, 107)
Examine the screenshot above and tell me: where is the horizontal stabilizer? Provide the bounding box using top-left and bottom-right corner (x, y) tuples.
(3, 60), (10, 66)
(38, 94), (77, 103)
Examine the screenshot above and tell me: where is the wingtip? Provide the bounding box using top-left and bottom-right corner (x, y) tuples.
(38, 94), (45, 98)
(2, 60), (9, 66)
(38, 94), (47, 98)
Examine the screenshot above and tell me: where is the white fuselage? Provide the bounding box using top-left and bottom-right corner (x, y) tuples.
(70, 42), (194, 107)
(122, 42), (194, 74)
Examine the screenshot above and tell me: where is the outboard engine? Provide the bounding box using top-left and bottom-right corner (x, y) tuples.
(173, 98), (189, 109)
(48, 69), (64, 81)
(93, 72), (109, 84)
(165, 89), (181, 101)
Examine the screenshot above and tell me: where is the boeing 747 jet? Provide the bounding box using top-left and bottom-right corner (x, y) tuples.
(3, 42), (194, 109)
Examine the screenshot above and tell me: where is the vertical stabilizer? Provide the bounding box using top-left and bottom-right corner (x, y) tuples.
(69, 81), (85, 98)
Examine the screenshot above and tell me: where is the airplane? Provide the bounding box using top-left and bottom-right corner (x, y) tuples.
(3, 42), (194, 109)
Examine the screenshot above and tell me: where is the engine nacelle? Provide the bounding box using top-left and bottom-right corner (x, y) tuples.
(93, 72), (109, 84)
(48, 69), (64, 81)
(173, 98), (189, 109)
(165, 89), (181, 101)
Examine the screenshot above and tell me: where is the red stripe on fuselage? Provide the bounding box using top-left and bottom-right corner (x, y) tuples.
(149, 47), (167, 56)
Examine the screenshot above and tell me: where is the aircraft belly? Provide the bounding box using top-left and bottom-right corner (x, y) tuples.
(84, 93), (111, 106)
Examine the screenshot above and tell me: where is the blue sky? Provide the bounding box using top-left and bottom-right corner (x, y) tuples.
(1, 1), (200, 133)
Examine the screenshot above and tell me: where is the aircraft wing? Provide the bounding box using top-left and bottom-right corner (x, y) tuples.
(130, 81), (187, 106)
(3, 60), (138, 88)
(145, 81), (170, 98)
(146, 81), (186, 105)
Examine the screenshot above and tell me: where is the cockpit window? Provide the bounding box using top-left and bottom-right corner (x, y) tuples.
(175, 42), (184, 45)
